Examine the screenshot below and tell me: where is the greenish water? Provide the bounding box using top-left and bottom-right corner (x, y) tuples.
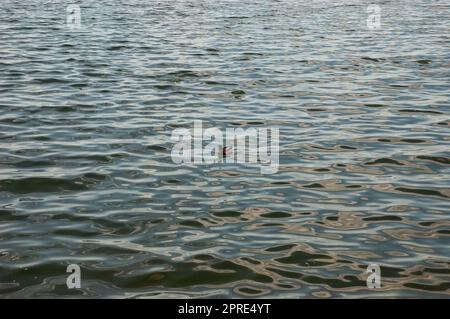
(0, 0), (449, 298)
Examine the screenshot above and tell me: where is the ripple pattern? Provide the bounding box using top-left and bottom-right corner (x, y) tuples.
(0, 0), (449, 298)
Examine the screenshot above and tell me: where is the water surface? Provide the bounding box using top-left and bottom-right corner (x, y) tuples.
(0, 0), (449, 298)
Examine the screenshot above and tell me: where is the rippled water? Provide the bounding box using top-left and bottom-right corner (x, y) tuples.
(1, 0), (449, 298)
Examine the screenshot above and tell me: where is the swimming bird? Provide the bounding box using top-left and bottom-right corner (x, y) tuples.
(222, 146), (233, 157)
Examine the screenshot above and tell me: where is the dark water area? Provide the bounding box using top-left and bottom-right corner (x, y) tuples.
(0, 0), (449, 298)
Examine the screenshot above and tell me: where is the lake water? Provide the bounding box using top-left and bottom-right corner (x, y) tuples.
(0, 0), (449, 298)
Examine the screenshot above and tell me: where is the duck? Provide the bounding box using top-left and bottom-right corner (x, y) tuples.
(222, 146), (233, 157)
